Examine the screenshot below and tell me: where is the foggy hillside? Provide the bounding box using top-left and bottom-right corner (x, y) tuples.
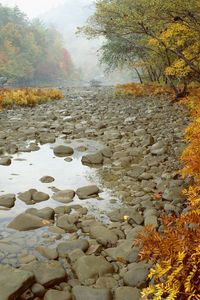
(41, 0), (103, 81)
(41, 0), (134, 83)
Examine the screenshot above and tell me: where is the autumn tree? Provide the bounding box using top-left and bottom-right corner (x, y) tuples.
(79, 0), (200, 97)
(0, 4), (74, 84)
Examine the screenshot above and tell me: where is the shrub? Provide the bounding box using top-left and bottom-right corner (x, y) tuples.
(0, 88), (64, 108)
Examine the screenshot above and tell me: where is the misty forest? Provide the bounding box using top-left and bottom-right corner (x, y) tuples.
(0, 1), (199, 300)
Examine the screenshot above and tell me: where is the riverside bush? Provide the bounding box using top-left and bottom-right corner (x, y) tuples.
(0, 88), (64, 108)
(134, 86), (200, 299)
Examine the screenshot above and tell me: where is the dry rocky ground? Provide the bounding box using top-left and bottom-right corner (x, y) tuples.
(0, 87), (189, 300)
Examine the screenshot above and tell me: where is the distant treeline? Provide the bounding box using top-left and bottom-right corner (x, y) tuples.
(0, 4), (74, 84)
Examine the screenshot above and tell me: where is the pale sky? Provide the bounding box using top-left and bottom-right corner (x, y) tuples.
(0, 0), (67, 17)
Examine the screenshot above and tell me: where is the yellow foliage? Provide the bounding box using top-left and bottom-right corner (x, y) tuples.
(0, 88), (64, 108)
(134, 85), (200, 299)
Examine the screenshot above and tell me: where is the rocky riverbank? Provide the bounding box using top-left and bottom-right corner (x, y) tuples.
(0, 87), (189, 300)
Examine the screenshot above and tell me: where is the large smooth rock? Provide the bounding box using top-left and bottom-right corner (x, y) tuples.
(82, 152), (103, 165)
(44, 289), (71, 300)
(56, 215), (77, 232)
(8, 213), (47, 231)
(108, 208), (144, 225)
(0, 265), (34, 300)
(21, 261), (66, 287)
(18, 189), (49, 204)
(76, 185), (100, 199)
(52, 190), (75, 203)
(57, 240), (89, 258)
(26, 207), (55, 220)
(0, 194), (16, 208)
(72, 286), (112, 300)
(32, 191), (49, 203)
(105, 240), (140, 263)
(90, 225), (118, 246)
(123, 262), (150, 288)
(53, 145), (74, 157)
(115, 287), (141, 300)
(36, 246), (58, 260)
(74, 255), (113, 283)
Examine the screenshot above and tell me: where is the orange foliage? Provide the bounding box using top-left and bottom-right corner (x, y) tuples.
(0, 88), (64, 109)
(134, 84), (200, 299)
(116, 83), (173, 97)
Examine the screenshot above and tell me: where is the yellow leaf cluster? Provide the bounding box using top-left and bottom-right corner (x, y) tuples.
(134, 85), (200, 299)
(0, 88), (64, 108)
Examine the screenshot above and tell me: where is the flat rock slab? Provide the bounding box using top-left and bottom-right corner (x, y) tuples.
(105, 240), (139, 263)
(53, 145), (74, 157)
(76, 185), (100, 199)
(72, 286), (112, 300)
(81, 152), (103, 165)
(90, 225), (118, 246)
(52, 189), (75, 203)
(123, 262), (150, 288)
(36, 246), (58, 260)
(108, 208), (144, 225)
(0, 264), (34, 300)
(25, 207), (55, 220)
(57, 240), (89, 258)
(21, 261), (66, 287)
(44, 289), (71, 300)
(8, 213), (47, 231)
(0, 194), (16, 208)
(115, 287), (141, 300)
(74, 255), (113, 283)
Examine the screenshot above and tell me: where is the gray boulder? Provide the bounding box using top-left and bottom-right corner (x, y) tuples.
(52, 189), (75, 203)
(123, 262), (150, 288)
(44, 289), (71, 300)
(74, 255), (113, 283)
(0, 157), (11, 166)
(90, 225), (118, 246)
(0, 194), (16, 208)
(76, 185), (100, 199)
(8, 213), (47, 231)
(53, 145), (74, 157)
(21, 261), (66, 287)
(57, 240), (89, 258)
(0, 265), (34, 300)
(115, 287), (141, 300)
(82, 152), (103, 165)
(72, 286), (112, 300)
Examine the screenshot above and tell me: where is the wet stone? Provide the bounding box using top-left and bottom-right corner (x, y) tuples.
(0, 157), (11, 166)
(53, 145), (74, 157)
(8, 213), (47, 231)
(82, 152), (103, 165)
(0, 194), (16, 208)
(40, 176), (55, 183)
(76, 185), (100, 199)
(52, 189), (75, 203)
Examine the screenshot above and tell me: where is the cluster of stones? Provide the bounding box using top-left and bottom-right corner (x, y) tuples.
(0, 87), (190, 300)
(0, 202), (149, 300)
